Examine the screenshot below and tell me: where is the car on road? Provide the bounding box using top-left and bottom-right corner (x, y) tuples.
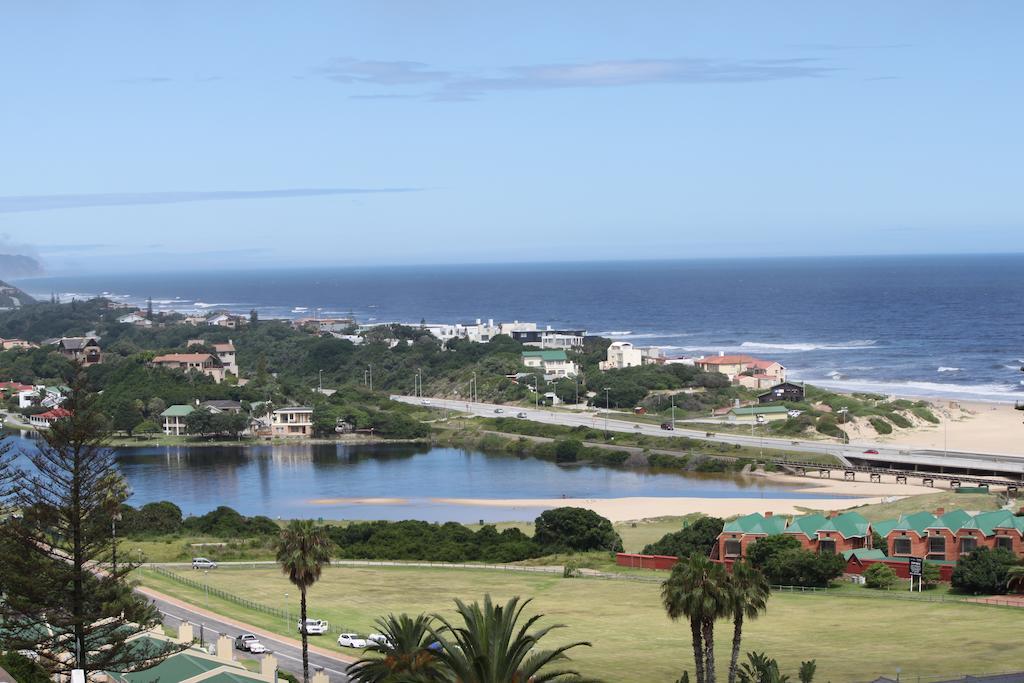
(234, 634), (259, 651)
(494, 408), (504, 414)
(787, 409), (804, 417)
(298, 619), (329, 635)
(660, 422), (674, 430)
(192, 557), (217, 570)
(337, 633), (368, 648)
(420, 399), (431, 406)
(633, 424), (642, 429)
(247, 641), (269, 654)
(516, 412), (528, 418)
(863, 449), (880, 455)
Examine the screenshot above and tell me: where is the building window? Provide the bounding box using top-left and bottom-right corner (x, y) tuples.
(892, 538), (912, 555)
(927, 536), (946, 559)
(818, 539), (836, 555)
(960, 537), (978, 555)
(724, 540), (741, 558)
(996, 536), (1013, 552)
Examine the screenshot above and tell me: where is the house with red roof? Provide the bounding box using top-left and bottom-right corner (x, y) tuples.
(28, 407), (71, 429)
(151, 353), (225, 383)
(695, 353), (786, 389)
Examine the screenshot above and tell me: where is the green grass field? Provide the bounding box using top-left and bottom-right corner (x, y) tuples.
(138, 564), (1023, 683)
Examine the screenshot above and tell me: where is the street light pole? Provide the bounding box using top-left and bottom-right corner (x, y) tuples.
(318, 369), (323, 393)
(368, 364), (373, 392)
(671, 394), (676, 427)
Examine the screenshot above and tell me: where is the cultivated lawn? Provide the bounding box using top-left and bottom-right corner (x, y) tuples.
(138, 565), (1023, 683)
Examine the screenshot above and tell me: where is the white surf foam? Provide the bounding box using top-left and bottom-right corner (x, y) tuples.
(739, 340), (878, 353)
(937, 367), (961, 373)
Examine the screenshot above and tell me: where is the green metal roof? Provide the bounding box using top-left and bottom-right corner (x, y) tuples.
(723, 513), (787, 536)
(160, 404), (196, 417)
(818, 511), (870, 539)
(843, 548), (888, 561)
(960, 510), (1015, 536)
(114, 648), (224, 683)
(871, 519), (900, 537)
(927, 509), (972, 531)
(729, 405), (790, 416)
(785, 514), (829, 539)
(521, 350), (568, 361)
(889, 511), (937, 535)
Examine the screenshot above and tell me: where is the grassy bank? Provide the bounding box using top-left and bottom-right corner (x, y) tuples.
(137, 564), (1023, 683)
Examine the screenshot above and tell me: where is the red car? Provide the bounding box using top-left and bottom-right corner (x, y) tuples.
(863, 449), (879, 455)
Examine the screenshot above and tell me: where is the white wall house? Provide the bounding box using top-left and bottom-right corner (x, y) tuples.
(271, 407), (314, 438)
(522, 350), (578, 380)
(599, 341), (644, 370)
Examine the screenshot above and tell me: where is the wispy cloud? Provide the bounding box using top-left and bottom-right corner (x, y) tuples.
(323, 56), (836, 101)
(316, 58), (451, 85)
(787, 43), (911, 51)
(0, 187), (421, 214)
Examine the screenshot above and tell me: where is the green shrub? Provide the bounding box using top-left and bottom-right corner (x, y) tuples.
(815, 417), (847, 440)
(864, 562), (898, 589)
(868, 417), (893, 434)
(951, 548), (1019, 595)
(886, 412), (912, 429)
(642, 517), (724, 558)
(911, 406), (940, 424)
(554, 439), (583, 463)
(534, 507), (623, 553)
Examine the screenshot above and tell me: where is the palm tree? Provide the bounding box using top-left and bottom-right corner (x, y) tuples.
(725, 561), (771, 683)
(661, 554), (729, 683)
(276, 520), (332, 683)
(1007, 565), (1024, 593)
(347, 613), (445, 683)
(99, 472), (132, 576)
(430, 594), (595, 683)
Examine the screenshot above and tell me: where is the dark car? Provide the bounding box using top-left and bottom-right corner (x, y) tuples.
(660, 422), (674, 431)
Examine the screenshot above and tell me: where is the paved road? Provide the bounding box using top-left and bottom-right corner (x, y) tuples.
(394, 395), (1024, 477)
(140, 587), (355, 682)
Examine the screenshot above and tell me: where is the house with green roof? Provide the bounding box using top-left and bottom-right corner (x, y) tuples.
(160, 404), (195, 436)
(716, 512), (789, 561)
(521, 349), (577, 380)
(104, 623), (308, 683)
(880, 506), (1024, 562)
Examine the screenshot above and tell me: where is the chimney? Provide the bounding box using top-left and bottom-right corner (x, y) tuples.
(764, 511), (773, 518)
(216, 635), (233, 662)
(934, 507), (945, 517)
(177, 622), (194, 643)
(260, 655), (279, 682)
(311, 668), (329, 683)
(719, 351), (725, 356)
(828, 510), (838, 519)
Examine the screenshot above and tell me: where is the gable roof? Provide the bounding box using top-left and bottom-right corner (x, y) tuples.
(888, 511), (937, 536)
(697, 355), (757, 366)
(785, 513), (829, 539)
(818, 511), (871, 539)
(927, 509), (973, 531)
(959, 510), (1016, 536)
(722, 513), (787, 536)
(161, 404), (196, 417)
(729, 405), (789, 416)
(843, 548), (888, 562)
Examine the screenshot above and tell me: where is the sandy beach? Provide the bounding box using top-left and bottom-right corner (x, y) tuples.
(430, 495), (888, 522)
(843, 399), (1024, 455)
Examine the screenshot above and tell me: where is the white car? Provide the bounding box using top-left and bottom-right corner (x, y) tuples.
(337, 633), (368, 648)
(367, 634), (392, 649)
(494, 408), (504, 414)
(298, 619), (329, 635)
(192, 557), (217, 570)
(247, 641), (269, 654)
(787, 409), (804, 418)
(420, 399), (432, 406)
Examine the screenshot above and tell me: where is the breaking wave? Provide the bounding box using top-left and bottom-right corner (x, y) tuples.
(937, 367), (961, 373)
(739, 340), (879, 353)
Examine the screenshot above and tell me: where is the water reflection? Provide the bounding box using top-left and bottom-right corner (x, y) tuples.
(3, 432), (842, 523)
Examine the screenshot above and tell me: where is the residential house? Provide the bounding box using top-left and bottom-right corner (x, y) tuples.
(16, 385), (66, 409)
(0, 338), (36, 350)
(758, 381), (805, 404)
(201, 399), (243, 414)
(695, 353), (786, 389)
(117, 312), (152, 327)
(101, 622), (302, 683)
(213, 341), (238, 375)
(521, 350), (578, 380)
(271, 407), (314, 437)
(55, 336), (102, 365)
(510, 327), (587, 349)
(725, 405), (789, 422)
(160, 404), (195, 436)
(879, 508), (1024, 562)
(151, 353), (226, 383)
(293, 317), (354, 334)
(206, 312), (241, 328)
(714, 510), (872, 563)
(0, 380), (33, 398)
(28, 407), (72, 430)
(599, 341), (644, 370)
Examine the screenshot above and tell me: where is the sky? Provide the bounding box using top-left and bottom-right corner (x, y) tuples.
(2, 2), (1023, 276)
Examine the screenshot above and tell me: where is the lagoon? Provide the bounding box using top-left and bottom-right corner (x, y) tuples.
(6, 434), (847, 522)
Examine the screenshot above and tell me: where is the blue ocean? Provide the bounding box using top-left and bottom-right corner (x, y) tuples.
(15, 254), (1024, 402)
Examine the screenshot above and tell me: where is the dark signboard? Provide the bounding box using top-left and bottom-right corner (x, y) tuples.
(909, 556), (924, 577)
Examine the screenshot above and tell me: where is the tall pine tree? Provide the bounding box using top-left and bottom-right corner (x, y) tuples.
(0, 371), (183, 675)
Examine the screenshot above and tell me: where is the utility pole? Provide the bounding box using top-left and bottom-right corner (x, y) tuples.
(671, 394), (676, 427)
(368, 364), (373, 392)
(318, 369), (323, 393)
(471, 371), (477, 402)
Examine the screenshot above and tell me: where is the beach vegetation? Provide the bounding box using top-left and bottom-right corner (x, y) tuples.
(534, 507), (623, 553)
(867, 417), (892, 434)
(642, 517), (725, 559)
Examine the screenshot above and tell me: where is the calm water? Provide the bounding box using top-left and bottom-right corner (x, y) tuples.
(17, 254), (1024, 401)
(6, 434), (841, 522)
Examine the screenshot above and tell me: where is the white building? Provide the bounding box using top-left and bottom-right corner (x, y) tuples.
(271, 407), (314, 438)
(599, 341), (644, 370)
(522, 350), (578, 380)
(117, 312), (152, 327)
